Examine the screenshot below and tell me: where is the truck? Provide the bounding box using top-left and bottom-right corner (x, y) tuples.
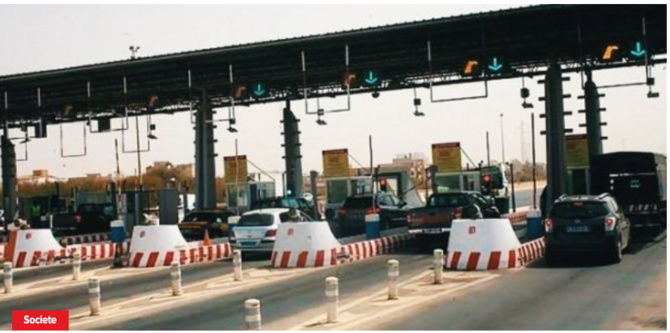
(590, 152), (667, 235)
(407, 191), (500, 250)
(52, 203), (116, 236)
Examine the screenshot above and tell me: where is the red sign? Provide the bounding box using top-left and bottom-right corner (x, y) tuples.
(12, 311), (69, 330)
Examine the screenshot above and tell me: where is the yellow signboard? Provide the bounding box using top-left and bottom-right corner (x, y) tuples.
(566, 134), (589, 167)
(322, 149), (350, 178)
(432, 142), (462, 173)
(224, 155), (248, 183)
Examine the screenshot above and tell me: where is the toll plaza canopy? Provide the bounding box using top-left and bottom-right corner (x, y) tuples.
(0, 4), (666, 128)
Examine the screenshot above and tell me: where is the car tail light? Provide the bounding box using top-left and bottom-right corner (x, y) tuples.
(604, 217), (616, 231)
(337, 208), (346, 216)
(366, 207), (380, 214)
(544, 218), (553, 233)
(454, 208), (462, 219)
(265, 229), (277, 237)
(74, 215), (82, 224)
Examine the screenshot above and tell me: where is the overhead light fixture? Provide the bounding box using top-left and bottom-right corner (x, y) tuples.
(521, 78), (533, 108)
(227, 125), (238, 133)
(316, 118), (327, 126)
(316, 108), (327, 126)
(147, 133), (158, 140)
(412, 87), (424, 116)
(372, 89), (380, 99)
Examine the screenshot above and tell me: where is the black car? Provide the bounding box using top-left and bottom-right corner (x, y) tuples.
(250, 197), (317, 220)
(544, 193), (631, 265)
(178, 210), (235, 241)
(336, 193), (412, 234)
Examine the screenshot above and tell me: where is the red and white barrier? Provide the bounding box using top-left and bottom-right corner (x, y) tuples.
(517, 237), (545, 266)
(445, 219), (522, 271)
(271, 221), (415, 268)
(58, 232), (111, 246)
(128, 225), (188, 267)
(271, 222), (342, 268)
(3, 230), (67, 268)
(503, 212), (528, 225)
(67, 241), (130, 262)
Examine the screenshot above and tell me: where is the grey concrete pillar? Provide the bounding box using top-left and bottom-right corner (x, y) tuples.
(584, 75), (604, 158)
(1, 132), (17, 227)
(282, 102), (303, 198)
(544, 62), (568, 213)
(195, 91), (217, 210)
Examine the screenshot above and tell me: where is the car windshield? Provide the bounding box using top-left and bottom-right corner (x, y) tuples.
(551, 202), (610, 218)
(253, 200), (280, 209)
(343, 197), (374, 209)
(183, 212), (221, 223)
(429, 194), (469, 207)
(238, 214), (275, 227)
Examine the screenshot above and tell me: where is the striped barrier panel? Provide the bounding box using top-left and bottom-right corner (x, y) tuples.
(270, 233), (415, 268)
(129, 242), (232, 268)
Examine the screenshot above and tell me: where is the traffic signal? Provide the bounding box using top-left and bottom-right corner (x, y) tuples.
(462, 59), (482, 77)
(249, 83), (268, 99)
(481, 173), (492, 195)
(486, 57), (506, 75)
(362, 69), (380, 87)
(601, 44), (622, 63)
(379, 178), (388, 192)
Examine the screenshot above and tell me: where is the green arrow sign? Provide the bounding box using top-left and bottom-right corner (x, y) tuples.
(630, 41), (646, 58)
(362, 70), (380, 87)
(252, 83), (266, 97)
(488, 57), (503, 72)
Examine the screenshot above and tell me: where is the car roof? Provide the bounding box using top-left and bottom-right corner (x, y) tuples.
(555, 194), (609, 202)
(242, 208), (290, 216)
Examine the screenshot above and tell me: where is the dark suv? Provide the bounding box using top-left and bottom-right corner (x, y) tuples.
(336, 193), (412, 235)
(544, 193), (631, 265)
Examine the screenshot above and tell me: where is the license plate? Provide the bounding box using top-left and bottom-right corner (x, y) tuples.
(566, 225), (590, 233)
(239, 241), (259, 247)
(423, 228), (442, 234)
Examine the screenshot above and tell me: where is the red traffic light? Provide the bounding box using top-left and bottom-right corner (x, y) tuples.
(483, 174), (491, 183)
(379, 178), (387, 186)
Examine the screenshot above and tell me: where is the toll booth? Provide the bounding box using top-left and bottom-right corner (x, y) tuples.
(226, 181), (276, 213)
(567, 167), (590, 195)
(323, 170), (418, 220)
(433, 171), (481, 193)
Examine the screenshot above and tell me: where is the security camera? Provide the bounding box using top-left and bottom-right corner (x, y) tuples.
(372, 91), (380, 99)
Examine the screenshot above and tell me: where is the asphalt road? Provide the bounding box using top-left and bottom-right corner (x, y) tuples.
(92, 249), (433, 330)
(11, 259), (112, 286)
(375, 232), (667, 330)
(0, 258), (268, 328)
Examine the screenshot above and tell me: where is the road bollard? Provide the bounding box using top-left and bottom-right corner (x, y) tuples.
(88, 278), (101, 316)
(233, 250), (242, 282)
(72, 252), (82, 280)
(387, 259), (399, 300)
(3, 262), (13, 294)
(433, 249), (444, 285)
(244, 298), (261, 330)
(171, 261), (182, 296)
(325, 276), (339, 323)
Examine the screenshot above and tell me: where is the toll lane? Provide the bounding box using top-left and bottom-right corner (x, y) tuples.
(374, 233), (666, 330)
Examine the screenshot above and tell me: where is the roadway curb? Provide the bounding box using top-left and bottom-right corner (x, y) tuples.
(444, 237), (545, 271)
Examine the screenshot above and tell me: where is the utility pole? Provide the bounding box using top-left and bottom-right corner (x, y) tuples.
(486, 131), (491, 166)
(500, 113), (506, 165)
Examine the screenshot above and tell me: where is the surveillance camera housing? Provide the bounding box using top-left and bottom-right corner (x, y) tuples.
(372, 91), (380, 99)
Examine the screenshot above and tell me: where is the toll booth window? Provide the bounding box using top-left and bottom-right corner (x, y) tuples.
(630, 179), (641, 189)
(326, 179), (348, 204)
(434, 175), (461, 192)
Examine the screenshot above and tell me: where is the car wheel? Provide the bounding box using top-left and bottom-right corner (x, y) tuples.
(609, 237), (623, 264)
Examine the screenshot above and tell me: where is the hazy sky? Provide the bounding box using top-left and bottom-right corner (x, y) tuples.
(0, 5), (666, 180)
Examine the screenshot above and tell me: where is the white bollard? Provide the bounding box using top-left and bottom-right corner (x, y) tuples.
(244, 298), (261, 330)
(387, 259), (399, 300)
(170, 261), (182, 296)
(233, 250), (242, 282)
(3, 262), (13, 294)
(88, 278), (101, 316)
(72, 252), (82, 280)
(433, 249), (444, 285)
(325, 276), (339, 323)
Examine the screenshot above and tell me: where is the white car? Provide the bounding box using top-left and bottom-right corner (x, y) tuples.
(230, 208), (312, 255)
